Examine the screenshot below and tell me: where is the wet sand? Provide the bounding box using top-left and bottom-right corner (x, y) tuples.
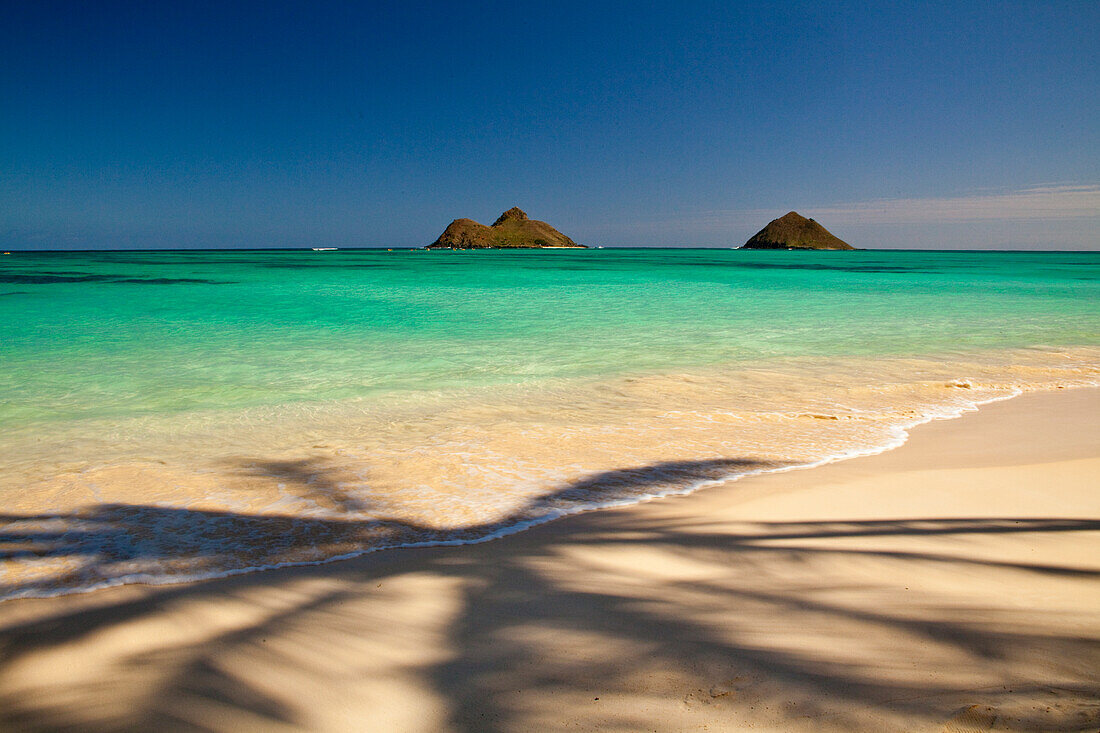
(0, 388), (1097, 731)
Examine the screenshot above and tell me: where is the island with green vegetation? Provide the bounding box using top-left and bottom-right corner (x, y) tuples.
(741, 211), (855, 250)
(427, 207), (586, 249)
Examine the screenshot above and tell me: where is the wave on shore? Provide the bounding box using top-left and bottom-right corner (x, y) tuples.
(1, 347), (1096, 601)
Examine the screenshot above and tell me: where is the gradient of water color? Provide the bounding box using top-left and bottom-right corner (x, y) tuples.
(1, 248), (1098, 599)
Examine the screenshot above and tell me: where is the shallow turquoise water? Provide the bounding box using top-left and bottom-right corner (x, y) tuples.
(1, 248), (1098, 600)
(3, 248), (1098, 430)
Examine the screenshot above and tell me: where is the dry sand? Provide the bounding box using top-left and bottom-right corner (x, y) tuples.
(0, 388), (1097, 732)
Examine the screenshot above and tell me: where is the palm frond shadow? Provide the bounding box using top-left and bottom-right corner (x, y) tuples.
(1, 456), (1098, 731)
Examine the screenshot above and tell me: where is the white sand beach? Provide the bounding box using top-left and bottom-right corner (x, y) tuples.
(0, 387), (1097, 731)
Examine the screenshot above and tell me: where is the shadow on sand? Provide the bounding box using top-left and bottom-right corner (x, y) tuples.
(0, 457), (1098, 731)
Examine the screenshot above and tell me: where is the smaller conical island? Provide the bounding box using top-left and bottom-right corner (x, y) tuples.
(427, 207), (586, 249)
(741, 211), (855, 250)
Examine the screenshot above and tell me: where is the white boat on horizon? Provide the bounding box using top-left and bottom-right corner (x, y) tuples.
(311, 247), (338, 251)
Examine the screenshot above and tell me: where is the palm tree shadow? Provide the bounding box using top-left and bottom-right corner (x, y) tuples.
(0, 458), (768, 602)
(0, 457), (1098, 731)
(426, 516), (1100, 732)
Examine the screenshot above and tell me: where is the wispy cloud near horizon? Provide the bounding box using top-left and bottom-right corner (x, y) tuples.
(581, 184), (1100, 248)
(605, 184), (1100, 237)
(793, 184), (1100, 225)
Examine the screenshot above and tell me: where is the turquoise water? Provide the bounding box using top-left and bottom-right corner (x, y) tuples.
(3, 248), (1098, 429)
(1, 248), (1098, 599)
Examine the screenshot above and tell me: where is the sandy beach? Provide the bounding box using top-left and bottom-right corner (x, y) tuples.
(0, 387), (1097, 732)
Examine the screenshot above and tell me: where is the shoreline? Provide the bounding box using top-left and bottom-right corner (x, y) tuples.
(0, 380), (1065, 604)
(0, 387), (1097, 730)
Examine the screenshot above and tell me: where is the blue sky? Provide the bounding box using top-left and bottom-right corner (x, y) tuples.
(2, 1), (1097, 249)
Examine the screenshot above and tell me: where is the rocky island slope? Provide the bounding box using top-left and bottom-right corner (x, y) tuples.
(741, 211), (855, 250)
(427, 207), (585, 249)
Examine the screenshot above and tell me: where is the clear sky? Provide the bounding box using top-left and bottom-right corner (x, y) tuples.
(2, 1), (1098, 249)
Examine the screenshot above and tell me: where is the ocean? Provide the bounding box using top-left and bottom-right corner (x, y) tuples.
(1, 248), (1098, 599)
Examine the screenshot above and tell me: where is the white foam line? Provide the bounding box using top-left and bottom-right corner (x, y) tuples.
(2, 382), (1095, 603)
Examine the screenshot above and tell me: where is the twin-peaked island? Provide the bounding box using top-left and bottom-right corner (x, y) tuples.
(426, 207), (854, 250)
(427, 207), (585, 249)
